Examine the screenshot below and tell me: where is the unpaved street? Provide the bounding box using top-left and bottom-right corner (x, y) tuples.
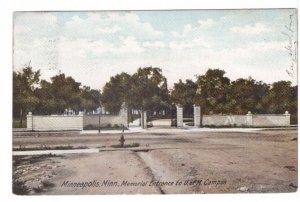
(13, 128), (298, 194)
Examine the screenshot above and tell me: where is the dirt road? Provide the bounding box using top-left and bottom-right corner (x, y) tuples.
(13, 129), (297, 194)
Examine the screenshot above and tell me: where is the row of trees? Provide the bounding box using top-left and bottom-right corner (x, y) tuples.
(13, 66), (171, 126)
(171, 69), (297, 118)
(13, 66), (100, 124)
(102, 68), (297, 122)
(13, 65), (298, 125)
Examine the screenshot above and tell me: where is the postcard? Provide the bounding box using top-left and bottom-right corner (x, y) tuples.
(12, 9), (297, 195)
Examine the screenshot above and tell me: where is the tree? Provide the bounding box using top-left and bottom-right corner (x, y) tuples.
(129, 67), (170, 111)
(229, 78), (269, 114)
(35, 75), (101, 115)
(261, 81), (294, 113)
(171, 79), (197, 116)
(13, 63), (40, 127)
(34, 79), (57, 115)
(80, 86), (101, 113)
(101, 72), (132, 114)
(101, 67), (170, 114)
(195, 69), (231, 114)
(290, 85), (298, 124)
(48, 73), (82, 113)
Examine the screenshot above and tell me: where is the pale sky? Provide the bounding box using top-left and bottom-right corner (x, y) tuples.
(13, 9), (298, 90)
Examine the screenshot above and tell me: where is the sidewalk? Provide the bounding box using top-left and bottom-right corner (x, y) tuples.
(13, 146), (157, 156)
(13, 148), (99, 156)
(14, 126), (295, 136)
(144, 126), (264, 133)
(80, 127), (267, 135)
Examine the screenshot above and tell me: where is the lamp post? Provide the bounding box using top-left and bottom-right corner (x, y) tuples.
(98, 90), (101, 134)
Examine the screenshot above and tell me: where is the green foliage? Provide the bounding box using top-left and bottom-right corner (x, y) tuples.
(48, 73), (82, 113)
(101, 72), (131, 113)
(13, 63), (41, 127)
(261, 81), (296, 114)
(171, 79), (197, 116)
(195, 69), (231, 114)
(13, 67), (100, 118)
(13, 118), (27, 128)
(130, 67), (170, 110)
(83, 124), (127, 130)
(171, 68), (297, 122)
(80, 86), (100, 113)
(110, 142), (140, 148)
(101, 67), (170, 113)
(33, 74), (100, 115)
(13, 64), (41, 117)
(13, 64), (297, 125)
(229, 78), (269, 114)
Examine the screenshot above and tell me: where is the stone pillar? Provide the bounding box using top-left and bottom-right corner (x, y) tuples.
(142, 111), (147, 129)
(78, 114), (84, 131)
(194, 105), (201, 127)
(140, 111), (143, 127)
(27, 112), (33, 131)
(120, 102), (128, 127)
(246, 111), (253, 126)
(284, 111), (291, 126)
(176, 105), (183, 127)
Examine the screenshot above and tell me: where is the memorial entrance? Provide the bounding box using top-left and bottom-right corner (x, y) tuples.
(142, 104), (201, 128)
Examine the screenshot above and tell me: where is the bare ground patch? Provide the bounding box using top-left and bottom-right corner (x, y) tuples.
(13, 129), (297, 194)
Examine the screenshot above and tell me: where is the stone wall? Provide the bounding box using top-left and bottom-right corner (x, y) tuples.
(83, 105), (128, 128)
(27, 114), (83, 131)
(202, 112), (290, 127)
(83, 114), (128, 128)
(26, 103), (128, 131)
(203, 115), (247, 126)
(252, 115), (289, 127)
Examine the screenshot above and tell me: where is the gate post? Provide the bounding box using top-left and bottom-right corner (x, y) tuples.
(120, 102), (128, 128)
(27, 112), (33, 131)
(140, 110), (147, 129)
(176, 105), (183, 127)
(284, 111), (290, 127)
(246, 111), (253, 126)
(194, 105), (201, 127)
(142, 111), (147, 129)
